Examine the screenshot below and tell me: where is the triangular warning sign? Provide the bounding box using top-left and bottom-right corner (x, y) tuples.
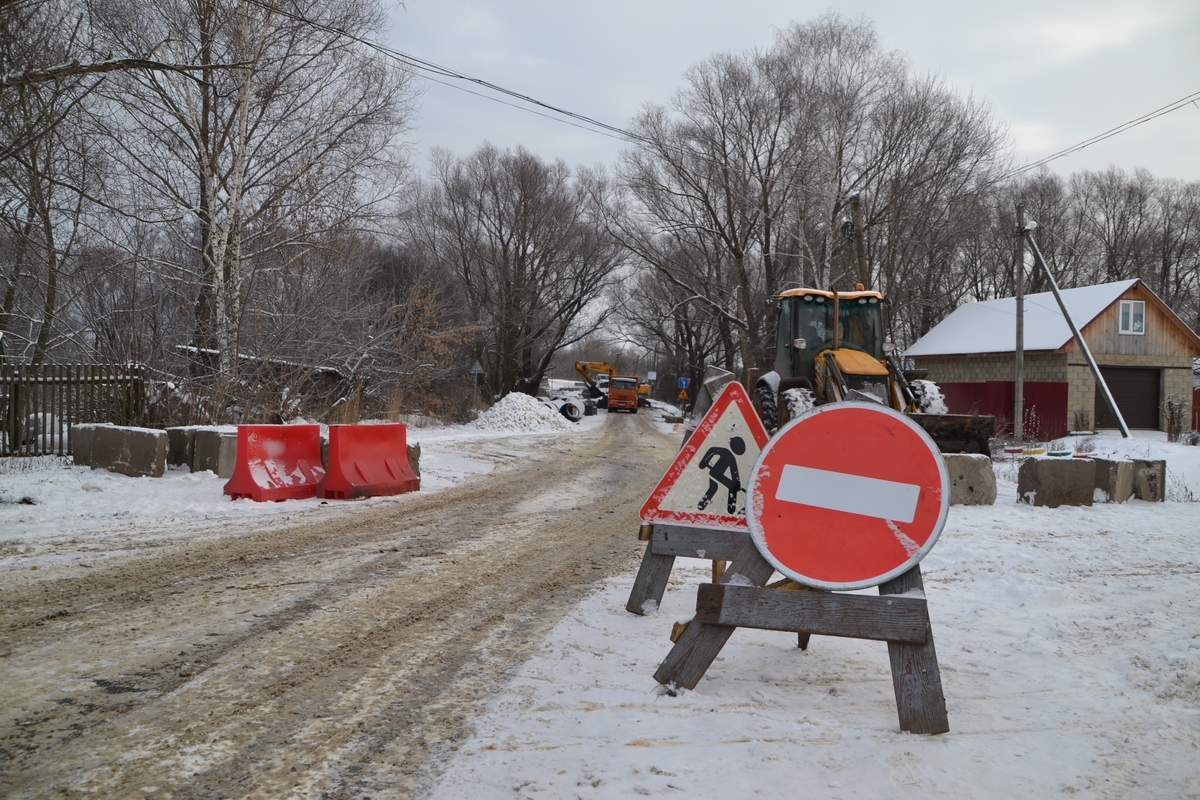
(640, 381), (770, 530)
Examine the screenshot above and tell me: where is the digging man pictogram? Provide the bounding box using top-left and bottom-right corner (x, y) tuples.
(697, 436), (746, 514)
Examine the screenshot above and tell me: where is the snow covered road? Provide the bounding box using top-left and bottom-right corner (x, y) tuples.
(2, 402), (1198, 798)
(0, 404), (678, 797)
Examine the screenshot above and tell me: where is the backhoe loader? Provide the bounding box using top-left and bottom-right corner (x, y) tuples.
(752, 286), (994, 454)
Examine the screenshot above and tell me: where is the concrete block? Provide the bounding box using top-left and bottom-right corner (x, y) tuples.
(1093, 458), (1134, 503)
(71, 423), (100, 466)
(90, 425), (167, 478)
(407, 442), (421, 478)
(944, 453), (996, 505)
(1017, 457), (1094, 508)
(166, 426), (201, 468)
(193, 427), (238, 479)
(1131, 459), (1166, 502)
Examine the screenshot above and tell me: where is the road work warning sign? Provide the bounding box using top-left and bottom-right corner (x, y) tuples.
(747, 402), (949, 590)
(640, 382), (769, 530)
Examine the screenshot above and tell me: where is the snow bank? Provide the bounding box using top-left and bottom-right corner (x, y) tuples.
(471, 392), (575, 433)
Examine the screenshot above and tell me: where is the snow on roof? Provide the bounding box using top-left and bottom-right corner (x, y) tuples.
(904, 279), (1138, 357)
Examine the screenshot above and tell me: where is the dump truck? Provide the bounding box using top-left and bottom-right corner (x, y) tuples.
(606, 376), (640, 413)
(575, 361), (643, 413)
(752, 285), (994, 454)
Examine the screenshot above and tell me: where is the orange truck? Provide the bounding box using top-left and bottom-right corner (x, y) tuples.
(606, 376), (640, 413)
(575, 361), (642, 413)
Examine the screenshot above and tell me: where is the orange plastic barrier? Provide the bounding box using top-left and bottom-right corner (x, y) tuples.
(318, 423), (419, 499)
(224, 424), (325, 502)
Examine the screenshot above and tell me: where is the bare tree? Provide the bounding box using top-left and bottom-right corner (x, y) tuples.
(0, 0), (105, 363)
(619, 45), (812, 376)
(417, 144), (623, 398)
(88, 0), (416, 377)
(619, 13), (1009, 367)
(1149, 178), (1200, 327)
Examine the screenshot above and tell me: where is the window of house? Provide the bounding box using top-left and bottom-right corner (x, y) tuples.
(1119, 300), (1145, 335)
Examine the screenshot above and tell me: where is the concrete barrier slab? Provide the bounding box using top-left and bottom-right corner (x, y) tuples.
(1093, 458), (1134, 503)
(91, 425), (167, 478)
(944, 453), (996, 505)
(1017, 457), (1094, 508)
(407, 442), (421, 478)
(193, 427), (238, 478)
(1132, 459), (1166, 502)
(71, 424), (100, 466)
(166, 426), (202, 468)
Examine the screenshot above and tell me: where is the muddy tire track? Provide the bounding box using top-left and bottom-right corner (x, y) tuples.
(0, 413), (677, 798)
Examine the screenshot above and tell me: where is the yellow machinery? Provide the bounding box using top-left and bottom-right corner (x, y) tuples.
(574, 362), (618, 399)
(754, 286), (993, 453)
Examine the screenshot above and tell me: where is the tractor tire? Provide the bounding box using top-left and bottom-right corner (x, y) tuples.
(754, 385), (779, 434)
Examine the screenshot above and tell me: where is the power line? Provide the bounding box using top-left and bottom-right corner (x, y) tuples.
(1006, 90), (1200, 178)
(242, 0), (650, 149)
(244, 0), (1188, 263)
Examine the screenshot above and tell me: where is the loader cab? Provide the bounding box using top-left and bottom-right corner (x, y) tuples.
(774, 288), (885, 381)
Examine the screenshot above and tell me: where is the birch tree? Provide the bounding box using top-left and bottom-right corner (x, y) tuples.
(89, 0), (415, 377)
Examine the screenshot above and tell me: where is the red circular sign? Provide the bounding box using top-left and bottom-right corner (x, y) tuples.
(747, 403), (949, 591)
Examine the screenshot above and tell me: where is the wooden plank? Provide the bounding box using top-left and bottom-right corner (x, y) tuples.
(653, 541), (776, 690)
(879, 565), (949, 735)
(694, 584), (928, 643)
(625, 546), (676, 616)
(648, 523), (750, 561)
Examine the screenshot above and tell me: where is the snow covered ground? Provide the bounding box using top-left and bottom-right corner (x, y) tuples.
(2, 402), (1199, 798)
(0, 394), (630, 568)
(426, 429), (1200, 799)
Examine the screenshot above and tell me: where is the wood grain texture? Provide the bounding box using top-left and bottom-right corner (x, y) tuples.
(694, 584), (928, 643)
(625, 547), (676, 615)
(653, 541), (775, 690)
(648, 523), (751, 561)
(879, 566), (949, 734)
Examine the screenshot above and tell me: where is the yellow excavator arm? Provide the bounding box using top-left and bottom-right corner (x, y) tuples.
(575, 361), (618, 398)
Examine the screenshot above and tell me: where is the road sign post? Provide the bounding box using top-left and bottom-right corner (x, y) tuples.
(651, 402), (951, 734)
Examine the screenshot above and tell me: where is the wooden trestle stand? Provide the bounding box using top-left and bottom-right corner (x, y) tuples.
(629, 524), (949, 736)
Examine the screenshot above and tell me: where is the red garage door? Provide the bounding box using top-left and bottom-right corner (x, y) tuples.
(1095, 367), (1159, 429)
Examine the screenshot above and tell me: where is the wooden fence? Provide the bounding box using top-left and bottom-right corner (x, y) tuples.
(1, 364), (146, 456)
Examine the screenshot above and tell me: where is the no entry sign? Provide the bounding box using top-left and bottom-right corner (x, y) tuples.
(747, 403), (949, 591)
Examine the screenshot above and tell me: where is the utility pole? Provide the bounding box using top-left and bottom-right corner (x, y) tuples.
(851, 194), (869, 288)
(1021, 222), (1129, 438)
(1014, 205), (1025, 445)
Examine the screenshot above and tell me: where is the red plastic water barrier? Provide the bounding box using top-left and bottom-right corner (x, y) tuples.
(318, 423), (419, 499)
(224, 424), (325, 502)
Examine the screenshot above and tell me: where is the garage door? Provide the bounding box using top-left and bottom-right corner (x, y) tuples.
(1094, 367), (1159, 429)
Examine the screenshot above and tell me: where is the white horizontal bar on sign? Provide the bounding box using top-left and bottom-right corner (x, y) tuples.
(775, 464), (920, 523)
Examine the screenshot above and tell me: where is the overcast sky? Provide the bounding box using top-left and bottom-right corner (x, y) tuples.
(385, 0), (1200, 182)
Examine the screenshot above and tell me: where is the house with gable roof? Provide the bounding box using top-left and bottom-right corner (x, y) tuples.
(903, 279), (1200, 440)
